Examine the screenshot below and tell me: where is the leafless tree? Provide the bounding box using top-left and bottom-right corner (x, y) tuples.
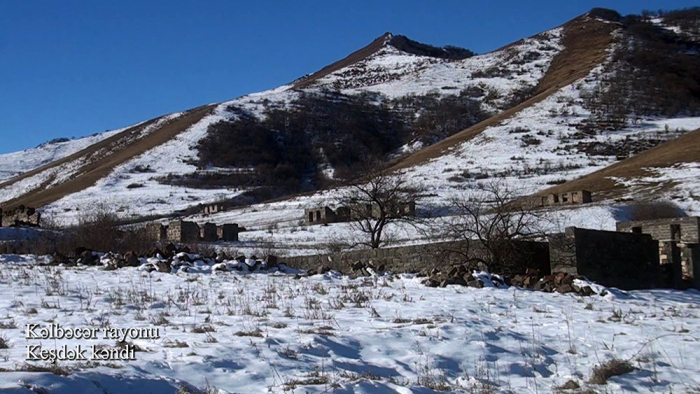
(341, 171), (420, 249)
(438, 180), (546, 274)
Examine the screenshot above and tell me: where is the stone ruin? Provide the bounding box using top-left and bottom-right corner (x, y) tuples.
(305, 201), (416, 226)
(305, 207), (338, 225)
(525, 190), (592, 208)
(0, 205), (41, 227)
(147, 220), (239, 243)
(616, 217), (700, 289)
(201, 203), (225, 215)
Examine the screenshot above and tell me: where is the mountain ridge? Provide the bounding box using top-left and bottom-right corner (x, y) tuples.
(2, 7), (700, 226)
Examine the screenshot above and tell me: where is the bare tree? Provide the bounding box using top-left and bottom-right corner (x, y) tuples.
(342, 172), (419, 249)
(438, 181), (545, 274)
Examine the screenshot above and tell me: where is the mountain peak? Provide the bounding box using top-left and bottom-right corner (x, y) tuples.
(292, 32), (474, 89)
(386, 34), (475, 60)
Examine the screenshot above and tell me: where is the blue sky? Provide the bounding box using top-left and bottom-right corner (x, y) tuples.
(0, 1), (697, 153)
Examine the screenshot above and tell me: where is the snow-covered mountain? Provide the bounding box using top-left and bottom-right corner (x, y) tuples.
(1, 7), (699, 229)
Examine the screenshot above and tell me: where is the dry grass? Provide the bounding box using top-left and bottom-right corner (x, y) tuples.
(589, 358), (635, 385)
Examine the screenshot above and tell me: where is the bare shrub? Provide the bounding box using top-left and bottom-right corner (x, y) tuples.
(74, 203), (123, 252)
(626, 200), (686, 221)
(342, 171), (421, 249)
(589, 358), (635, 385)
(436, 180), (546, 274)
(0, 335), (9, 349)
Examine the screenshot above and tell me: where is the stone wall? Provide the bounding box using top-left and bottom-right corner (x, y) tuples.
(201, 223), (218, 242)
(616, 217), (700, 243)
(549, 227), (660, 290)
(166, 220), (200, 243)
(146, 223), (166, 241)
(281, 240), (550, 275)
(218, 224), (239, 241)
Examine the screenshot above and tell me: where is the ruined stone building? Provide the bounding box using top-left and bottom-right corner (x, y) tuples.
(200, 222), (218, 242)
(217, 224), (239, 241)
(146, 220), (239, 243)
(616, 217), (700, 289)
(547, 218), (700, 290)
(616, 217), (699, 243)
(305, 207), (337, 225)
(538, 190), (592, 207)
(166, 220), (201, 243)
(0, 205), (41, 227)
(201, 203), (225, 215)
(306, 201), (416, 226)
(549, 227), (660, 290)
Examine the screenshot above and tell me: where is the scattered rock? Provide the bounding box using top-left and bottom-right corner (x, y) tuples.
(265, 255), (278, 268)
(351, 261), (365, 271)
(124, 251), (140, 267)
(156, 261), (171, 273)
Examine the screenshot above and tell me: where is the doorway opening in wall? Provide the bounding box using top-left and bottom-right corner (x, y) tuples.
(671, 224), (681, 241)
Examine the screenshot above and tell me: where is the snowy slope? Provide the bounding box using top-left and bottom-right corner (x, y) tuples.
(311, 29), (563, 111)
(0, 256), (698, 393)
(0, 114), (183, 205)
(0, 124), (143, 182)
(29, 25), (565, 225)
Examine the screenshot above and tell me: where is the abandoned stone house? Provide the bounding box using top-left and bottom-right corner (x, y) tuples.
(616, 216), (699, 243)
(305, 207), (338, 225)
(538, 190), (592, 207)
(201, 203), (225, 215)
(547, 217), (700, 290)
(166, 220), (201, 243)
(147, 220), (239, 243)
(0, 205), (41, 227)
(305, 201), (417, 225)
(217, 224), (239, 242)
(549, 227), (661, 290)
(200, 222), (218, 242)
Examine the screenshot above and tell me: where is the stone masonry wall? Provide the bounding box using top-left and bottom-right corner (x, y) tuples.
(549, 227), (660, 290)
(616, 217), (700, 243)
(281, 240), (550, 275)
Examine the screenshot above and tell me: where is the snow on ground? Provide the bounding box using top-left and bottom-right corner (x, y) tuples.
(396, 60), (700, 211)
(0, 255), (698, 393)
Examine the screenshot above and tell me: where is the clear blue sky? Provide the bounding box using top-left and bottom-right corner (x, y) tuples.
(0, 0), (696, 153)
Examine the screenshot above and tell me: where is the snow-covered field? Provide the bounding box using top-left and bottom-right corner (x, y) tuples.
(0, 255), (697, 393)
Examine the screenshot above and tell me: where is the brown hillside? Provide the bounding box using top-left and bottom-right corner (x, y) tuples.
(387, 14), (617, 172)
(292, 33), (392, 89)
(537, 126), (700, 199)
(2, 105), (215, 209)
